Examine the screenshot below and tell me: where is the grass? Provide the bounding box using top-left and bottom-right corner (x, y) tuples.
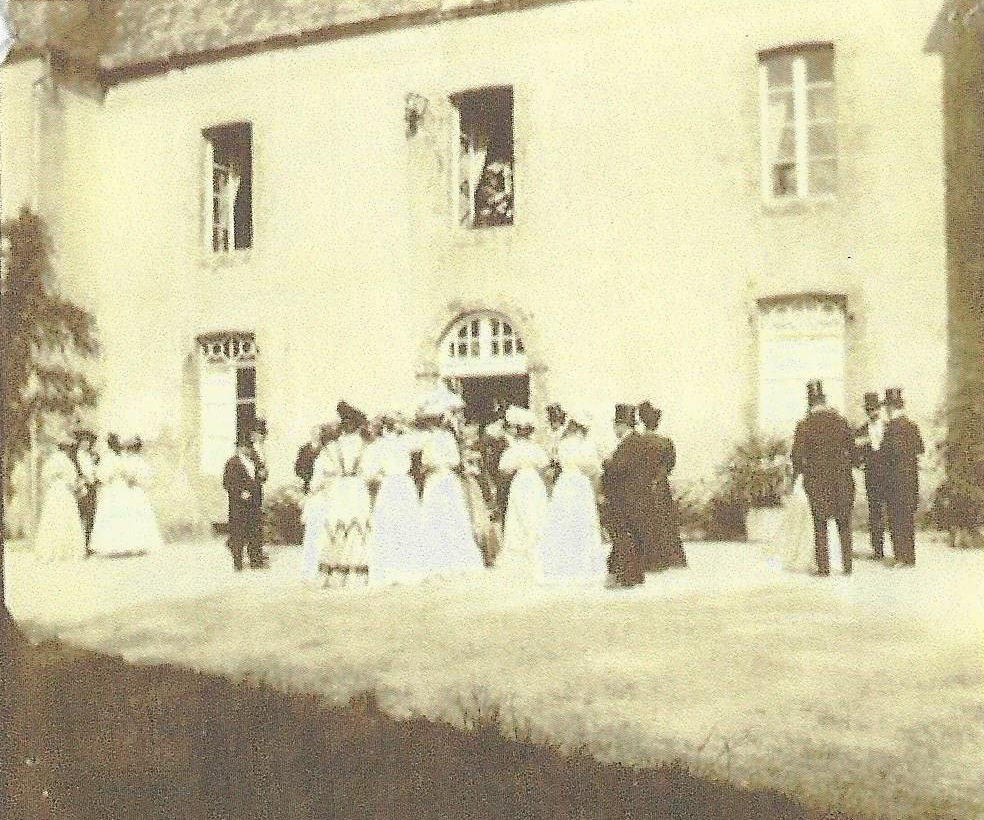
(0, 639), (872, 820)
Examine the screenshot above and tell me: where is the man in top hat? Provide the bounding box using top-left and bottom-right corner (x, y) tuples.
(854, 392), (890, 560)
(881, 387), (924, 566)
(223, 434), (267, 571)
(600, 403), (654, 588)
(791, 380), (858, 576)
(637, 401), (687, 570)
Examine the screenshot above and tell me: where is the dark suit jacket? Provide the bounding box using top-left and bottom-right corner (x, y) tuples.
(791, 408), (857, 519)
(294, 442), (318, 493)
(881, 415), (924, 510)
(854, 420), (887, 485)
(602, 432), (657, 517)
(223, 454), (263, 529)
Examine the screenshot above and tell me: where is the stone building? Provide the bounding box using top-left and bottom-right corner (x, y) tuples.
(1, 0), (948, 528)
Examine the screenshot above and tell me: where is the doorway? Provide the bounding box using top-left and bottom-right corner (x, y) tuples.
(453, 374), (530, 427)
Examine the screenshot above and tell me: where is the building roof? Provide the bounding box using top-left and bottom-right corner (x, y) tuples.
(6, 0), (571, 84)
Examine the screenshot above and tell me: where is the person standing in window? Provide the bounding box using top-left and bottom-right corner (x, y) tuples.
(223, 436), (265, 571)
(881, 388), (924, 567)
(854, 392), (889, 561)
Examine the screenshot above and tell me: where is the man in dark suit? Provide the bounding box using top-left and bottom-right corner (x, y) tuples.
(854, 392), (889, 560)
(881, 387), (924, 567)
(637, 401), (687, 570)
(223, 435), (266, 571)
(294, 425), (322, 494)
(791, 380), (857, 576)
(600, 404), (653, 588)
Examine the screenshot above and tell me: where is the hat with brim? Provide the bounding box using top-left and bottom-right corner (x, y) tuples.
(863, 392), (881, 411)
(337, 401), (368, 428)
(884, 387), (904, 409)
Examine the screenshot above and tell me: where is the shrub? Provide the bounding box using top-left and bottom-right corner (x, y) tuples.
(720, 435), (791, 510)
(262, 484), (304, 545)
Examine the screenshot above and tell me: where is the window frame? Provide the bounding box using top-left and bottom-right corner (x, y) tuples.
(449, 86), (515, 230)
(202, 122), (254, 255)
(758, 44), (836, 203)
(197, 332), (257, 474)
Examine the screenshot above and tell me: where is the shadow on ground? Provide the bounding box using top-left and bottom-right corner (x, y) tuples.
(1, 640), (870, 820)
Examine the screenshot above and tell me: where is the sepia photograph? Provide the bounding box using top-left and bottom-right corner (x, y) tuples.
(0, 0), (982, 818)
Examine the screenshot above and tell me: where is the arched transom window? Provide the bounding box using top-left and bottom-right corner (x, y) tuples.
(440, 312), (528, 376)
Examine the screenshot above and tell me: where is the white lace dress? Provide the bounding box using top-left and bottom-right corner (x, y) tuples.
(323, 433), (372, 581)
(365, 433), (426, 587)
(771, 476), (843, 574)
(539, 435), (609, 583)
(300, 447), (333, 581)
(419, 428), (485, 577)
(89, 452), (135, 557)
(34, 450), (86, 562)
(496, 438), (550, 578)
(122, 453), (165, 554)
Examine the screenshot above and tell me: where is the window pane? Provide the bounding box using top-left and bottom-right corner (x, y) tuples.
(236, 366), (256, 400)
(808, 123), (836, 157)
(808, 86), (835, 121)
(772, 163), (797, 197)
(768, 91), (794, 123)
(764, 54), (794, 88)
(491, 341), (500, 356)
(470, 320), (479, 337)
(774, 126), (796, 161)
(458, 343), (467, 356)
(805, 47), (834, 83)
(470, 341), (479, 356)
(458, 325), (468, 339)
(809, 159), (837, 195)
(503, 340), (513, 355)
(516, 338), (525, 354)
(491, 318), (500, 335)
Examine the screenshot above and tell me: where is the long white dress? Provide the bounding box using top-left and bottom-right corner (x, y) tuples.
(34, 450), (86, 562)
(496, 438), (549, 577)
(89, 451), (134, 557)
(771, 476), (844, 574)
(419, 428), (485, 577)
(300, 447), (333, 581)
(323, 433), (372, 585)
(539, 434), (609, 583)
(122, 453), (165, 554)
(365, 432), (426, 587)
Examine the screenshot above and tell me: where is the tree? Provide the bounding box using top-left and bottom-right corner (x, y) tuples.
(0, 206), (99, 632)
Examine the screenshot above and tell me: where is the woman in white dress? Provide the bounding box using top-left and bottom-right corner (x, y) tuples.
(364, 416), (426, 587)
(495, 406), (549, 578)
(323, 402), (372, 589)
(539, 412), (610, 583)
(299, 422), (333, 583)
(33, 436), (86, 562)
(89, 433), (134, 557)
(121, 436), (165, 554)
(770, 475), (844, 575)
(418, 398), (485, 578)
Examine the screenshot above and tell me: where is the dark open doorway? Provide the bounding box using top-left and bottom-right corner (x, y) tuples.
(452, 375), (530, 427)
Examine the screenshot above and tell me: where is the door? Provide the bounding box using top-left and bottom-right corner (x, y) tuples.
(457, 375), (530, 427)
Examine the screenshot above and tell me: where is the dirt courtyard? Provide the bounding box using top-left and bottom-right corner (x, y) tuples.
(6, 535), (983, 819)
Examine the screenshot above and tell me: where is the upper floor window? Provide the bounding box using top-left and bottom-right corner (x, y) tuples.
(451, 87), (514, 228)
(759, 44), (836, 201)
(203, 122), (253, 253)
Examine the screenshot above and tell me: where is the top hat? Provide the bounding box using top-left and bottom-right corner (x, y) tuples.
(863, 392), (881, 412)
(74, 428), (98, 446)
(806, 380), (826, 407)
(884, 387), (904, 409)
(637, 401), (662, 430)
(614, 403), (637, 426)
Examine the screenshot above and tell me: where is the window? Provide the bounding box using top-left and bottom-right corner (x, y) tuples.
(203, 123), (253, 252)
(197, 332), (256, 473)
(440, 312), (527, 377)
(451, 87), (514, 228)
(757, 295), (846, 434)
(759, 44), (836, 200)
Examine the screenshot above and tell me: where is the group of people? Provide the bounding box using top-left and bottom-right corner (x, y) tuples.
(778, 381), (925, 576)
(282, 385), (687, 591)
(32, 428), (164, 562)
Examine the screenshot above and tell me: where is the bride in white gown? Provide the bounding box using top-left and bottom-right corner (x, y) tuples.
(771, 475), (843, 574)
